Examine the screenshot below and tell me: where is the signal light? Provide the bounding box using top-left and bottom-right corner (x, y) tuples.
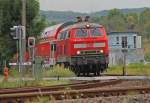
(10, 26), (19, 40)
(10, 26), (25, 40)
(28, 37), (35, 48)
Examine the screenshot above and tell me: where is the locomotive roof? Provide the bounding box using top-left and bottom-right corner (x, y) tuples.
(61, 22), (103, 31)
(41, 21), (75, 38)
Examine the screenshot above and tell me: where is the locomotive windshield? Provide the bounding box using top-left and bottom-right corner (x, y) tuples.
(90, 27), (103, 37)
(75, 28), (88, 38)
(75, 27), (103, 38)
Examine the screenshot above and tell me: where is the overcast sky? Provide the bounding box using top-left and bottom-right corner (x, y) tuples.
(39, 0), (150, 13)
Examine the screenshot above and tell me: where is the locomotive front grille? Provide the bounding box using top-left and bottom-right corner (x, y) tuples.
(80, 50), (100, 54)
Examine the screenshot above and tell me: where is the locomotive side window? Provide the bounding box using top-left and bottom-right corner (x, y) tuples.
(65, 31), (70, 39)
(57, 33), (62, 40)
(75, 28), (88, 38)
(58, 30), (70, 40)
(90, 28), (103, 37)
(58, 32), (65, 40)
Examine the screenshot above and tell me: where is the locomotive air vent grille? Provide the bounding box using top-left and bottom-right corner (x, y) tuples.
(93, 42), (105, 47)
(81, 50), (98, 54)
(74, 44), (86, 48)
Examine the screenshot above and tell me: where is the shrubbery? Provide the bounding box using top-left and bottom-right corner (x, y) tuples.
(43, 65), (75, 77)
(145, 54), (150, 61)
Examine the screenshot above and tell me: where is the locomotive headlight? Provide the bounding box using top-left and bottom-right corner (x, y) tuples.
(86, 24), (90, 29)
(100, 50), (104, 53)
(77, 51), (81, 54)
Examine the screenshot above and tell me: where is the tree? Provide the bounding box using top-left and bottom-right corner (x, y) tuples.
(139, 8), (150, 39)
(126, 13), (138, 31)
(0, 0), (47, 60)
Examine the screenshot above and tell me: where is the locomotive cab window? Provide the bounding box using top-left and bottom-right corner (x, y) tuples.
(58, 31), (66, 40)
(90, 28), (103, 37)
(64, 31), (70, 39)
(75, 28), (88, 38)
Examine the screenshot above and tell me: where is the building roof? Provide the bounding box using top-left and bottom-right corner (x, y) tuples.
(107, 32), (140, 36)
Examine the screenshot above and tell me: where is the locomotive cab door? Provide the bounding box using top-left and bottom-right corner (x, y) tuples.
(49, 42), (56, 66)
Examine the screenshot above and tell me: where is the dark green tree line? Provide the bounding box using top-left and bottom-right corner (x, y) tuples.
(0, 0), (48, 60)
(92, 8), (150, 39)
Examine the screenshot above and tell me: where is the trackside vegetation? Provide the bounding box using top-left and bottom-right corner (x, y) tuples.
(43, 65), (75, 77)
(0, 80), (70, 89)
(0, 65), (75, 88)
(105, 63), (150, 75)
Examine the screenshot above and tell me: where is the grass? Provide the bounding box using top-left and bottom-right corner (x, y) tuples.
(143, 39), (150, 61)
(8, 65), (75, 78)
(0, 80), (70, 89)
(105, 63), (150, 75)
(0, 65), (74, 88)
(43, 65), (75, 77)
(143, 39), (150, 54)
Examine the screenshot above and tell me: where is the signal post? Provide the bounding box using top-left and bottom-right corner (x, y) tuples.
(28, 37), (35, 78)
(10, 26), (25, 80)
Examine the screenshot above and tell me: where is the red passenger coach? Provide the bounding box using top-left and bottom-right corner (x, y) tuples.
(35, 17), (109, 76)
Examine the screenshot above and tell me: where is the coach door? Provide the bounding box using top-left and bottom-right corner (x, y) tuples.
(50, 42), (56, 65)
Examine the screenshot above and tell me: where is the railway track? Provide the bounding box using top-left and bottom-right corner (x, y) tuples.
(0, 80), (150, 103)
(0, 86), (150, 103)
(0, 80), (121, 94)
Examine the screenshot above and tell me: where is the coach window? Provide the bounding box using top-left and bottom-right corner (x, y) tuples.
(90, 28), (102, 37)
(75, 28), (88, 38)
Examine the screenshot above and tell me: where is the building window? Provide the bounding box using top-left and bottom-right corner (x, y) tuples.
(134, 36), (136, 48)
(116, 36), (119, 44)
(122, 36), (127, 48)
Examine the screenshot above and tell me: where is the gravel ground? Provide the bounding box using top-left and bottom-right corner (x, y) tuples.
(51, 94), (150, 103)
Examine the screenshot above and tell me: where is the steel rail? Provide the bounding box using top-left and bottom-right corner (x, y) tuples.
(0, 80), (121, 95)
(0, 86), (150, 100)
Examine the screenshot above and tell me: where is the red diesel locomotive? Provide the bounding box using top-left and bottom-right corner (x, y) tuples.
(35, 17), (109, 76)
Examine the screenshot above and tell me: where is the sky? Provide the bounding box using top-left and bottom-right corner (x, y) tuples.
(39, 0), (150, 13)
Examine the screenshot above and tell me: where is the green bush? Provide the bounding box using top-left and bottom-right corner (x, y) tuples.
(145, 53), (150, 61)
(43, 65), (75, 77)
(8, 68), (19, 78)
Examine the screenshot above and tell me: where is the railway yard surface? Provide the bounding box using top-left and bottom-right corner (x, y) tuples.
(0, 76), (150, 103)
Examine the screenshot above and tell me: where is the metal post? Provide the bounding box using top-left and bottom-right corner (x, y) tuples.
(22, 0), (26, 71)
(123, 52), (126, 76)
(122, 49), (127, 76)
(28, 37), (35, 78)
(19, 27), (23, 80)
(31, 47), (35, 78)
(16, 40), (19, 70)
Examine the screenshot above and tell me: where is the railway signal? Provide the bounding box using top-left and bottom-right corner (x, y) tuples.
(10, 26), (25, 40)
(10, 26), (26, 80)
(28, 37), (35, 78)
(28, 37), (35, 48)
(10, 26), (19, 40)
